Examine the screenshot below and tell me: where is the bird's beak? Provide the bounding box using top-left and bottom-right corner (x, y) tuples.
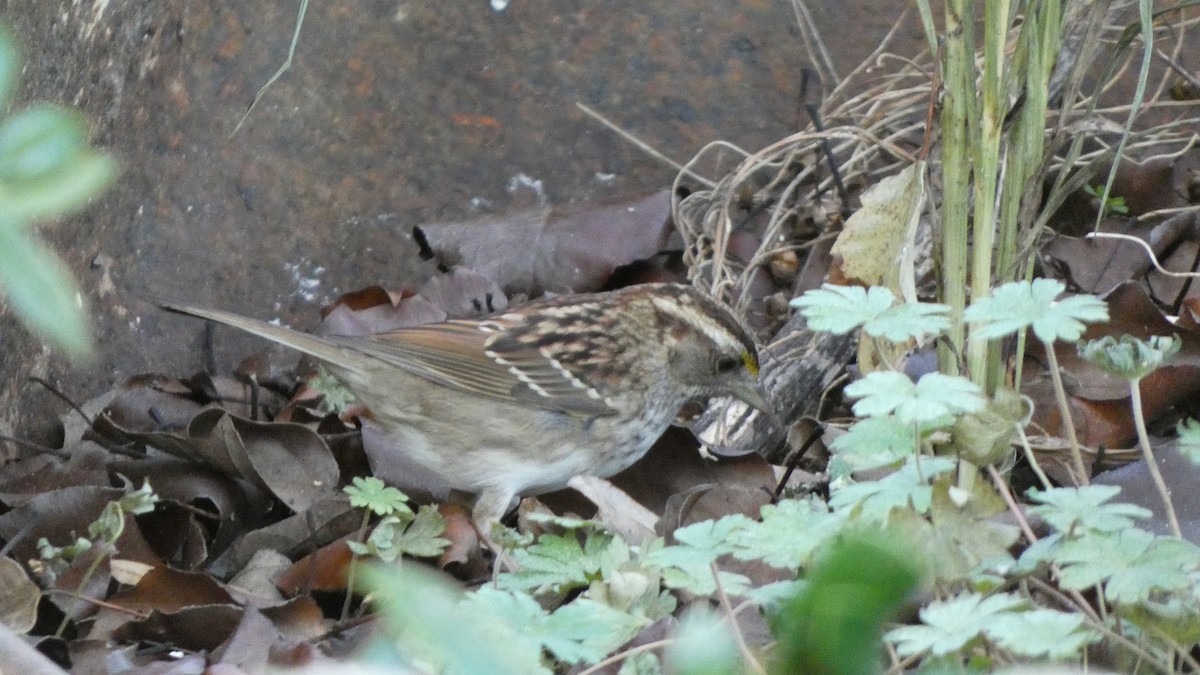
(728, 380), (773, 418)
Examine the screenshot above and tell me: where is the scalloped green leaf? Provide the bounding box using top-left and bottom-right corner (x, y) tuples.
(845, 372), (984, 425)
(964, 279), (1108, 343)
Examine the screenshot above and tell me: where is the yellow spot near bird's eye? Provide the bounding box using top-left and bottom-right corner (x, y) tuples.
(741, 350), (759, 376)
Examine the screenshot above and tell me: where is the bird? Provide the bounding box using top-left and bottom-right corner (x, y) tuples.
(159, 283), (771, 528)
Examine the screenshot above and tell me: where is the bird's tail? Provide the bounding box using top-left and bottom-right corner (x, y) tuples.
(158, 302), (361, 373)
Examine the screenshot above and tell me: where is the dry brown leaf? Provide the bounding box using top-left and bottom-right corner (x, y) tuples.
(0, 557), (41, 634)
(416, 191), (674, 295)
(829, 161), (925, 296)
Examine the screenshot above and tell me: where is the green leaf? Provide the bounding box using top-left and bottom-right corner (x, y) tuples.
(830, 416), (917, 469)
(845, 372), (985, 425)
(0, 105), (86, 182)
(311, 367), (358, 414)
(790, 285), (894, 334)
(744, 579), (805, 609)
(118, 479), (160, 516)
(1026, 485), (1150, 534)
(0, 103), (116, 222)
(38, 536), (91, 569)
(666, 607), (743, 675)
(789, 284), (950, 341)
(985, 608), (1097, 659)
(886, 592), (1024, 657)
(390, 505), (450, 558)
(829, 456), (956, 521)
(1083, 184), (1130, 216)
(963, 279), (1108, 343)
(864, 300), (951, 342)
(923, 477), (1019, 584)
(1053, 527), (1155, 591)
(358, 516), (405, 563)
(949, 388), (1023, 467)
(1077, 334), (1180, 383)
(0, 225), (92, 357)
(363, 565), (548, 675)
(1015, 532), (1063, 573)
(501, 531), (610, 593)
(768, 532), (921, 675)
(1179, 418), (1200, 465)
(645, 542), (751, 597)
(540, 598), (648, 664)
(619, 652), (662, 675)
(645, 516), (753, 595)
(1103, 537), (1200, 604)
(89, 501), (127, 543)
(469, 587), (646, 665)
(726, 498), (845, 571)
(344, 476), (412, 517)
(0, 136), (116, 222)
(671, 514), (752, 555)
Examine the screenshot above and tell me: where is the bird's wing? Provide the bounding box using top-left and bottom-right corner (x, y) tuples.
(338, 320), (618, 418)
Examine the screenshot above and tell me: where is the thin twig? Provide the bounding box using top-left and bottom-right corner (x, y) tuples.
(987, 465), (1038, 546)
(1041, 345), (1089, 486)
(712, 562), (766, 675)
(789, 0), (841, 89)
(231, 0), (310, 136)
(29, 376), (96, 431)
(0, 434), (66, 457)
(575, 103), (715, 187)
(1014, 424), (1054, 491)
(1085, 231), (1200, 277)
(576, 639), (673, 675)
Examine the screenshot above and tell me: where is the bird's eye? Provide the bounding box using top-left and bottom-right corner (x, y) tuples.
(715, 355), (740, 374)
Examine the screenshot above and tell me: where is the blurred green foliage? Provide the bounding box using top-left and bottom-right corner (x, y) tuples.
(768, 531), (921, 675)
(0, 24), (117, 358)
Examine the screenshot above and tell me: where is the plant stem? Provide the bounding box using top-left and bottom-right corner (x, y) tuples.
(56, 549), (108, 637)
(937, 0), (972, 379)
(342, 509), (372, 621)
(966, 0), (1009, 394)
(1042, 341), (1089, 485)
(1129, 381), (1182, 538)
(711, 562), (766, 675)
(1015, 423), (1054, 491)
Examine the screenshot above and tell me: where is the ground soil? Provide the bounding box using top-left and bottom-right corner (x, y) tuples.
(0, 0), (918, 448)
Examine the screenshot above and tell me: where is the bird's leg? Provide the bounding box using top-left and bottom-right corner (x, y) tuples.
(473, 489), (520, 575)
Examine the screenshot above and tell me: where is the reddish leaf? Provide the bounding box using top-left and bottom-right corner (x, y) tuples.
(436, 503), (485, 574)
(108, 566), (235, 613)
(261, 596), (326, 641)
(1026, 283), (1200, 448)
(276, 539), (353, 595)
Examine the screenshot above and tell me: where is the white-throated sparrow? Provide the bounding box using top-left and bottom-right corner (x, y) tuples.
(160, 283), (770, 526)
